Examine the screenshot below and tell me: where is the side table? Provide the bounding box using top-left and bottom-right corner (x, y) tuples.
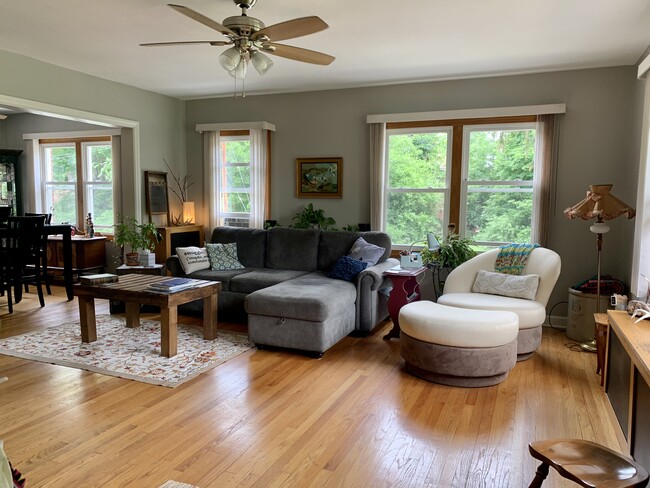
(383, 266), (427, 340)
(594, 312), (609, 387)
(109, 264), (166, 314)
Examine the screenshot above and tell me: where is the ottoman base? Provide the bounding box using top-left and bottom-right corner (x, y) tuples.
(400, 332), (517, 387)
(517, 325), (542, 361)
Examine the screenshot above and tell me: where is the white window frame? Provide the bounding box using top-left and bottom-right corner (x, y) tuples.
(218, 134), (252, 227)
(460, 122), (537, 247)
(40, 138), (114, 231)
(384, 126), (453, 249)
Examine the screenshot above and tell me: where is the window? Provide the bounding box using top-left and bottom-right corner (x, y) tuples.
(40, 137), (114, 232)
(384, 116), (538, 247)
(218, 132), (252, 227)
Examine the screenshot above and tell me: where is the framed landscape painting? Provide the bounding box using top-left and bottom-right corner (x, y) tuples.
(296, 157), (342, 198)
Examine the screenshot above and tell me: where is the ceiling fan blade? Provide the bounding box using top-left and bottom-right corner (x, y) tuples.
(140, 40), (230, 47)
(168, 4), (237, 37)
(264, 43), (335, 65)
(253, 16), (328, 42)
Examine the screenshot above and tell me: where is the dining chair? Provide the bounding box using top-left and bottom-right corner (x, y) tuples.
(0, 206), (11, 225)
(24, 213), (53, 295)
(2, 216), (46, 313)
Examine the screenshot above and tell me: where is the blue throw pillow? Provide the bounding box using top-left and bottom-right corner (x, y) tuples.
(328, 255), (368, 282)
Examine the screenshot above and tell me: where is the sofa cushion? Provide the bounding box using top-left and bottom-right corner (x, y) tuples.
(210, 226), (267, 268)
(437, 292), (546, 330)
(186, 268), (252, 291)
(348, 237), (385, 267)
(317, 231), (392, 271)
(265, 227), (320, 271)
(230, 268), (309, 294)
(472, 270), (539, 300)
(328, 255), (367, 281)
(206, 242), (245, 270)
(245, 271), (356, 322)
(176, 246), (210, 274)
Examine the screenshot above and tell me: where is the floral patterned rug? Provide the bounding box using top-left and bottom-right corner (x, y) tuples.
(0, 315), (253, 388)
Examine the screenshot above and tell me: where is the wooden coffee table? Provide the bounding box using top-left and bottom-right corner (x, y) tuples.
(73, 274), (222, 357)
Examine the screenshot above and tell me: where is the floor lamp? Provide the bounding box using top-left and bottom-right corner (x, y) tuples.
(564, 184), (635, 351)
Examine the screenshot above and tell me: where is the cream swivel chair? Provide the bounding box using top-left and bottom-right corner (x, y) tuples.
(437, 247), (561, 360)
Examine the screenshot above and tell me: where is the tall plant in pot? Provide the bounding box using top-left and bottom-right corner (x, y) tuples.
(113, 216), (161, 266)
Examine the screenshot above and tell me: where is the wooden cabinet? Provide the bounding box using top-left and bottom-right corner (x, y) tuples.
(154, 225), (204, 264)
(47, 236), (107, 274)
(0, 149), (22, 216)
(605, 310), (650, 470)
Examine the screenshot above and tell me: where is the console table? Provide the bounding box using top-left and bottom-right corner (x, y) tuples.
(154, 225), (204, 265)
(605, 310), (650, 472)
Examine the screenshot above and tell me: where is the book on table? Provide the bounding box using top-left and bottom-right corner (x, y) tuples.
(147, 277), (198, 293)
(80, 273), (119, 285)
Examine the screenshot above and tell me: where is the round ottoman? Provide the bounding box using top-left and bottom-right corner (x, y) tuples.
(399, 301), (519, 387)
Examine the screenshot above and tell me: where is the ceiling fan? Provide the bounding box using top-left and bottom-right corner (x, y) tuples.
(141, 1), (335, 82)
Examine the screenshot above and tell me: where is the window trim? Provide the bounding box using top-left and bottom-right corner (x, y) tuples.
(39, 136), (113, 230)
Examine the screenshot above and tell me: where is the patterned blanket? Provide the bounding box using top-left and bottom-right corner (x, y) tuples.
(495, 243), (539, 275)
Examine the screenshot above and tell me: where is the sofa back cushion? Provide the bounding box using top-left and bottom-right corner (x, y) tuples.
(209, 226), (266, 268)
(266, 227), (320, 271)
(318, 231), (392, 271)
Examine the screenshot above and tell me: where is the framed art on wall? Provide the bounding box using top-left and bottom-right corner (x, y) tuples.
(144, 171), (170, 225)
(295, 157), (342, 198)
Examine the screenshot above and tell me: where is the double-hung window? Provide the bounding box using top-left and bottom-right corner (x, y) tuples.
(40, 137), (114, 232)
(384, 116), (539, 248)
(218, 132), (252, 228)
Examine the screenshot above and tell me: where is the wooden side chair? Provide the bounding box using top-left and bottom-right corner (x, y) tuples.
(528, 439), (649, 487)
(24, 213), (52, 295)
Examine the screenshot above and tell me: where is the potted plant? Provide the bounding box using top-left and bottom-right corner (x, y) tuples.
(290, 203), (337, 230)
(420, 229), (476, 295)
(113, 216), (162, 266)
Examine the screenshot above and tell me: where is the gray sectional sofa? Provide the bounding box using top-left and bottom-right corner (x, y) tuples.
(166, 226), (398, 356)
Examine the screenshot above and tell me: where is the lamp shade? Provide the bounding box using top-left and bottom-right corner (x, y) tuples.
(228, 58), (248, 79)
(251, 51), (273, 75)
(564, 184), (635, 221)
(219, 47), (241, 71)
(182, 201), (196, 224)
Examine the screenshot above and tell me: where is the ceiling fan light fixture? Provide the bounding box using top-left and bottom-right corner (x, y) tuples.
(251, 51), (273, 75)
(228, 57), (248, 79)
(219, 46), (241, 71)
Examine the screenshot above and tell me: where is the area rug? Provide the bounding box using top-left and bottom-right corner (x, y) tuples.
(0, 315), (253, 388)
(159, 481), (199, 488)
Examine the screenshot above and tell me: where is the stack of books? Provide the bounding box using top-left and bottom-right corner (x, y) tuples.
(147, 277), (197, 293)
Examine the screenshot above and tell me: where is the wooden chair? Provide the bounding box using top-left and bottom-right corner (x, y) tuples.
(24, 213), (52, 295)
(2, 216), (46, 313)
(528, 439), (649, 487)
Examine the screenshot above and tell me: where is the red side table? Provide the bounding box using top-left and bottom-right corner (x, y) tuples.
(383, 266), (427, 340)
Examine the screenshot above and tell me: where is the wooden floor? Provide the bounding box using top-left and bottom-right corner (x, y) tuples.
(0, 286), (624, 488)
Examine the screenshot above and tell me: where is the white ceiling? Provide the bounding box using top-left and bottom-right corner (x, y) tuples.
(0, 0), (649, 100)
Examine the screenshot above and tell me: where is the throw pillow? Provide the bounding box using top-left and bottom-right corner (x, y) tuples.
(176, 246), (210, 274)
(328, 255), (368, 282)
(472, 270), (540, 301)
(206, 242), (245, 271)
(348, 237), (385, 267)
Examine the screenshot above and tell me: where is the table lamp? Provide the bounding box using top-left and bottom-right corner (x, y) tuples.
(564, 184), (635, 351)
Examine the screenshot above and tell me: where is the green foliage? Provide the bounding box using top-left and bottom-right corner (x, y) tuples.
(113, 216), (161, 253)
(421, 233), (477, 269)
(290, 203), (336, 230)
(386, 127), (536, 245)
(341, 224), (359, 232)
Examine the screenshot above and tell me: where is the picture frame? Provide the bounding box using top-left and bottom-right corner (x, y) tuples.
(144, 171), (170, 225)
(295, 157), (342, 198)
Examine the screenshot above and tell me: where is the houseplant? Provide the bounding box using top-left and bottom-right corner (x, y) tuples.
(113, 216), (161, 265)
(420, 229), (476, 296)
(290, 203), (337, 230)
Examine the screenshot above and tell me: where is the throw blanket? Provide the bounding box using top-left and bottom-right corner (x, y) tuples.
(495, 243), (539, 275)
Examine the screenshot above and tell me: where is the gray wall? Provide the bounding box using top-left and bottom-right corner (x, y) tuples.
(0, 49), (186, 221)
(186, 66), (642, 311)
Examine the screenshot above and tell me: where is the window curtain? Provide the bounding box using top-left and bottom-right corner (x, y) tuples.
(532, 114), (559, 247)
(111, 135), (121, 219)
(369, 122), (387, 231)
(204, 131), (222, 231)
(23, 138), (42, 213)
(249, 128), (268, 229)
